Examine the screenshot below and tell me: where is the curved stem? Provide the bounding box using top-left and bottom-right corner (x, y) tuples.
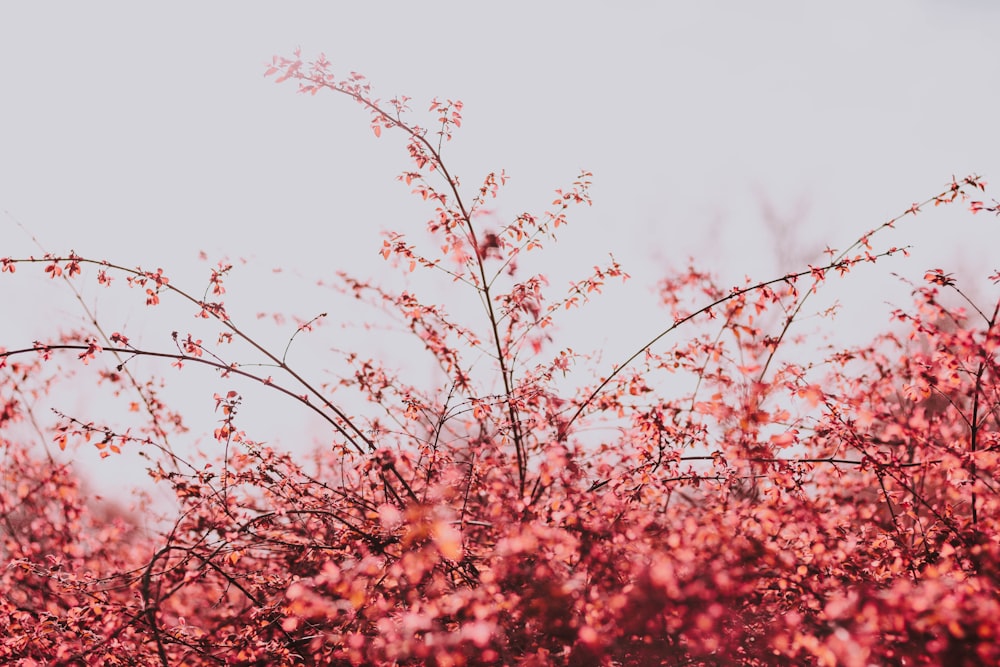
(562, 175), (984, 441)
(1, 343), (368, 455)
(302, 75), (528, 491)
(4, 256), (373, 453)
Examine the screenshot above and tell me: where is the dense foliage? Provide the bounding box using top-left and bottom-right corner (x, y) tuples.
(2, 51), (999, 665)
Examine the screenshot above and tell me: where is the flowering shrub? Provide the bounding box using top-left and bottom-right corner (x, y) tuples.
(2, 50), (1000, 665)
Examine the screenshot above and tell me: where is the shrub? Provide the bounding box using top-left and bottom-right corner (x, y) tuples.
(1, 50), (999, 665)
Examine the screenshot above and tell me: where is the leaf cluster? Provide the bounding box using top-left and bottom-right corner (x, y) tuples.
(1, 52), (999, 665)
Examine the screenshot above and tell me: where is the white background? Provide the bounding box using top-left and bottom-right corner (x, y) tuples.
(2, 2), (998, 507)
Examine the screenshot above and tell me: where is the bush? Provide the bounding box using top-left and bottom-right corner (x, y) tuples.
(2, 50), (999, 665)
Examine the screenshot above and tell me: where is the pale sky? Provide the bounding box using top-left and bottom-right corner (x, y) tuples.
(2, 2), (999, 501)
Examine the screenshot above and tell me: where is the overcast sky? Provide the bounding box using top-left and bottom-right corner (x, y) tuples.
(2, 2), (999, 499)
